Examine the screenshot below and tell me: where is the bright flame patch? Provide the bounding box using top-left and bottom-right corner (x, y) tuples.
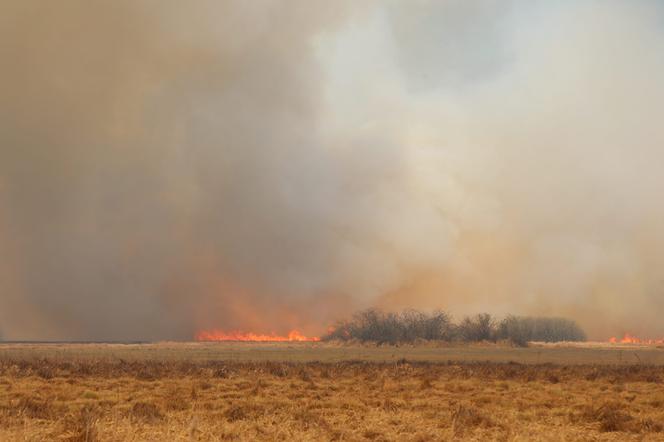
(195, 329), (320, 342)
(609, 333), (664, 345)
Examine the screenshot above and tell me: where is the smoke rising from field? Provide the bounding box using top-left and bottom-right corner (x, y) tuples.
(1, 1), (664, 340)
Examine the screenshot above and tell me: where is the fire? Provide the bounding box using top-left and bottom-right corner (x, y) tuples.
(608, 333), (664, 345)
(195, 329), (320, 342)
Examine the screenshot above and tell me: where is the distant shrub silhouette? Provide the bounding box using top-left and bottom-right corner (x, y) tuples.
(457, 313), (497, 342)
(496, 316), (586, 345)
(324, 309), (454, 344)
(323, 309), (586, 345)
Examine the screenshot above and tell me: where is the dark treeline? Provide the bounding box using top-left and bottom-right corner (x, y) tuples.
(323, 309), (586, 346)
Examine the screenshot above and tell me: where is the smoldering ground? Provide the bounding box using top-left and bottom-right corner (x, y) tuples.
(1, 1), (664, 340)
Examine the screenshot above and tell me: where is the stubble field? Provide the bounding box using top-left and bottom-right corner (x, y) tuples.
(1, 342), (664, 441)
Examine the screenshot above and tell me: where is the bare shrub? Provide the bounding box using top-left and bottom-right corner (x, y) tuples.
(457, 313), (496, 342)
(324, 309), (585, 344)
(323, 309), (454, 344)
(497, 316), (586, 345)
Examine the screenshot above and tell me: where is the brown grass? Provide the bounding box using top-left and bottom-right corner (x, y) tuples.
(1, 345), (664, 440)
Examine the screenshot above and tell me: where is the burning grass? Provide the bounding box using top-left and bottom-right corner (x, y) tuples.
(196, 329), (319, 342)
(1, 349), (664, 441)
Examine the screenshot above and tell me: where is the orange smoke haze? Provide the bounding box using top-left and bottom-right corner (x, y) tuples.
(195, 329), (320, 342)
(609, 333), (664, 345)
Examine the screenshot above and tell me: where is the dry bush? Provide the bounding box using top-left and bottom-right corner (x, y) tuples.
(130, 402), (164, 423)
(419, 378), (433, 390)
(547, 373), (560, 384)
(451, 403), (496, 436)
(574, 401), (655, 433)
(293, 409), (331, 432)
(362, 429), (384, 440)
(224, 403), (263, 422)
(382, 398), (399, 413)
(298, 367), (312, 383)
(457, 313), (496, 342)
(595, 403), (633, 433)
(323, 308), (585, 344)
(163, 388), (190, 412)
(264, 361), (290, 378)
(497, 315), (586, 344)
(324, 308), (454, 344)
(16, 396), (55, 420)
(64, 405), (99, 442)
(639, 418), (664, 433)
(36, 364), (55, 380)
(212, 366), (230, 378)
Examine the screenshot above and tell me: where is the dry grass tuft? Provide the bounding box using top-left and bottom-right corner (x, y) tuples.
(130, 402), (164, 423)
(594, 402), (634, 433)
(575, 401), (647, 433)
(224, 403), (263, 422)
(64, 405), (99, 442)
(451, 403), (496, 436)
(17, 396), (55, 420)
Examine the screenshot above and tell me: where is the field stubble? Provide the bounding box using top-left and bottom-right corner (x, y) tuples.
(1, 342), (664, 441)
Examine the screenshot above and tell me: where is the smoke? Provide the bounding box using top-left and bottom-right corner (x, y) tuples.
(1, 1), (663, 340)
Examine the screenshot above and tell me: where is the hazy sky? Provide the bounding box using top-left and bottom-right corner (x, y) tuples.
(1, 1), (664, 340)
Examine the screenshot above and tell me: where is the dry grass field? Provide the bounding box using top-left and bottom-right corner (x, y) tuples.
(1, 343), (664, 441)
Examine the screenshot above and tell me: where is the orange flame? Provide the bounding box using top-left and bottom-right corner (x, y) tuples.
(195, 329), (320, 342)
(608, 333), (664, 345)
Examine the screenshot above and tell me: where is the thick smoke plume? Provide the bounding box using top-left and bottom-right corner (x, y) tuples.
(1, 1), (664, 340)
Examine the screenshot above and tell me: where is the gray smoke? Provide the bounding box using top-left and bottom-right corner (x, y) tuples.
(1, 1), (663, 340)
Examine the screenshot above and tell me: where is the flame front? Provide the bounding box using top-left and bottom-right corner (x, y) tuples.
(609, 333), (664, 345)
(195, 329), (320, 342)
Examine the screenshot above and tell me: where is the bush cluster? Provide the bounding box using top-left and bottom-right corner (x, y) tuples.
(323, 309), (586, 346)
(495, 315), (587, 346)
(324, 309), (454, 343)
